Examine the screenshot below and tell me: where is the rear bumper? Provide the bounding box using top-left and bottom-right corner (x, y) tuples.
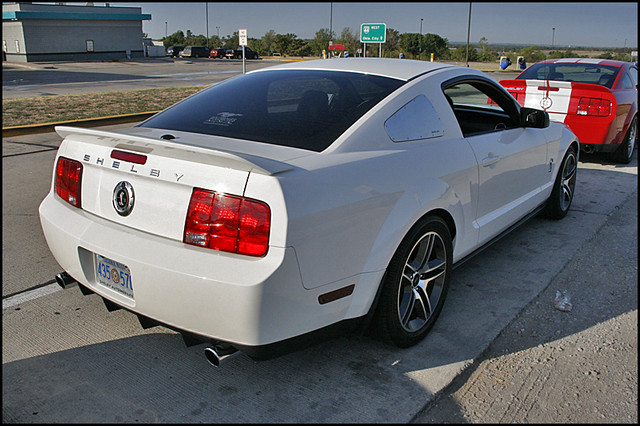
(559, 113), (618, 147)
(39, 193), (357, 348)
(580, 142), (619, 154)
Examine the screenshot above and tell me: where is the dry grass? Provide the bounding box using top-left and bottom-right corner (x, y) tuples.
(2, 86), (205, 127)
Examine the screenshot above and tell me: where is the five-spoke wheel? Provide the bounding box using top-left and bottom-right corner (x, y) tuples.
(373, 216), (452, 347)
(546, 146), (578, 220)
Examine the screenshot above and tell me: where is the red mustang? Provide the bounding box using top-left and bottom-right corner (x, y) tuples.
(501, 59), (637, 163)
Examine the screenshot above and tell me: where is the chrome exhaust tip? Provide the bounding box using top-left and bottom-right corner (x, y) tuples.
(204, 344), (240, 367)
(582, 144), (594, 154)
(55, 272), (77, 289)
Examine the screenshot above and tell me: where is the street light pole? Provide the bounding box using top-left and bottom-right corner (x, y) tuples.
(419, 18), (423, 58)
(552, 27), (555, 50)
(165, 21), (167, 38)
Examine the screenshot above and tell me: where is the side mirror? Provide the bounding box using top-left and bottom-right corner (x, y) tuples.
(521, 107), (549, 128)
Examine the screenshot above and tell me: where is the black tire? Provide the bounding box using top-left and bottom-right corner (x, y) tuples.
(545, 145), (577, 220)
(612, 116), (637, 164)
(373, 216), (452, 348)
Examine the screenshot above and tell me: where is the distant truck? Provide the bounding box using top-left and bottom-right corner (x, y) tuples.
(179, 46), (209, 58)
(166, 45), (184, 57)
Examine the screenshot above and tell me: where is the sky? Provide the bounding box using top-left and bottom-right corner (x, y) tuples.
(73, 2), (638, 49)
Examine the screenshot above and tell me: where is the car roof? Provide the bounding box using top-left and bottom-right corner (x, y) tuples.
(533, 58), (629, 68)
(250, 58), (456, 81)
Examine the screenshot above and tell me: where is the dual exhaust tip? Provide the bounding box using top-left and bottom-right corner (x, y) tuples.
(55, 272), (240, 368)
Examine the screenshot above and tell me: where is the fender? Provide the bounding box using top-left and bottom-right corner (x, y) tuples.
(344, 175), (473, 320)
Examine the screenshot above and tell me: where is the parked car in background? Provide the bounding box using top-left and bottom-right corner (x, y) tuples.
(501, 58), (638, 163)
(179, 46), (210, 58)
(226, 47), (260, 59)
(210, 48), (227, 59)
(166, 45), (184, 58)
(238, 47), (260, 59)
(40, 59), (578, 366)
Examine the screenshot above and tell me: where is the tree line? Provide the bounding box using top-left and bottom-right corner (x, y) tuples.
(160, 28), (636, 62)
(163, 27), (456, 60)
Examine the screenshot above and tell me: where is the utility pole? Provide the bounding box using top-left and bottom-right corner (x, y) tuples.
(465, 2), (472, 67)
(330, 3), (333, 38)
(205, 3), (209, 47)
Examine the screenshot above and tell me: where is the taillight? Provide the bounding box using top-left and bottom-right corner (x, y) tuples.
(577, 97), (611, 117)
(184, 188), (270, 257)
(54, 156), (83, 208)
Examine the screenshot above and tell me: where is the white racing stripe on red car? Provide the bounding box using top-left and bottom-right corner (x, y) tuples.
(521, 80), (573, 123)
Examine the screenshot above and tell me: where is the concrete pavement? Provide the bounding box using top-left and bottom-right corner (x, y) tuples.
(413, 187), (637, 423)
(2, 122), (637, 421)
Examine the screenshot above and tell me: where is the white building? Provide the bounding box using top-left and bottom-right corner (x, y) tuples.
(2, 2), (151, 62)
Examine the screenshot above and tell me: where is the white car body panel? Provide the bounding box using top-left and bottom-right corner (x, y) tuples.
(39, 59), (577, 352)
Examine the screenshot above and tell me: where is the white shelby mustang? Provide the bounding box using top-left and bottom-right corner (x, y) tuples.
(40, 58), (578, 366)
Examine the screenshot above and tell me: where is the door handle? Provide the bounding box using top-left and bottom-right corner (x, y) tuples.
(481, 154), (500, 167)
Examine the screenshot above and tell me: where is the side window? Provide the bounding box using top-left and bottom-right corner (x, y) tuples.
(385, 95), (444, 142)
(629, 67), (638, 87)
(621, 73), (634, 89)
(444, 80), (519, 137)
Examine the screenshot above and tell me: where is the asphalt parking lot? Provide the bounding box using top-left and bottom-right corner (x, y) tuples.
(2, 58), (520, 98)
(2, 57), (279, 98)
(2, 59), (637, 422)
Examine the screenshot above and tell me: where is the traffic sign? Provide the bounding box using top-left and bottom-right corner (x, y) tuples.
(239, 29), (247, 46)
(360, 23), (386, 43)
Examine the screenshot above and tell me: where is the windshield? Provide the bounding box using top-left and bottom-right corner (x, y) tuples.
(140, 70), (405, 152)
(518, 62), (621, 88)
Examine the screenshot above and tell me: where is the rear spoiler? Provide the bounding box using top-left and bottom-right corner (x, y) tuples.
(500, 79), (615, 96)
(55, 126), (293, 176)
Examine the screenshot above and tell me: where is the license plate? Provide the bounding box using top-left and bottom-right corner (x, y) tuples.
(95, 254), (134, 300)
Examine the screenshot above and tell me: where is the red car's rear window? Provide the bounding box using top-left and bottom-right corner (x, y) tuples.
(518, 62), (622, 89)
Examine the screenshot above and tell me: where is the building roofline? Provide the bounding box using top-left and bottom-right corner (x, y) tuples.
(3, 11), (151, 21)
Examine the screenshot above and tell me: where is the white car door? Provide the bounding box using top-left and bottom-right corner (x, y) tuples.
(444, 79), (549, 245)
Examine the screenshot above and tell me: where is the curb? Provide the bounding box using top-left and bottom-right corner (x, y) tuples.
(2, 111), (160, 137)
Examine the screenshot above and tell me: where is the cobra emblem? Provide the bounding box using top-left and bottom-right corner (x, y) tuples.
(113, 181), (135, 216)
(540, 96), (553, 110)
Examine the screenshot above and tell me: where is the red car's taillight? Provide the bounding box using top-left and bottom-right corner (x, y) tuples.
(54, 156), (83, 208)
(184, 188), (271, 257)
(577, 97), (611, 117)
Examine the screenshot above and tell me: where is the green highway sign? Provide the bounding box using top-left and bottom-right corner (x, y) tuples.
(360, 23), (386, 43)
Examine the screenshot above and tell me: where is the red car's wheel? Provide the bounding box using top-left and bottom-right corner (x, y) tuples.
(612, 116), (637, 164)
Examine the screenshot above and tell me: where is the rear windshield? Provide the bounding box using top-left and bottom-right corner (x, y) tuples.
(518, 62), (621, 88)
(139, 70), (405, 152)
